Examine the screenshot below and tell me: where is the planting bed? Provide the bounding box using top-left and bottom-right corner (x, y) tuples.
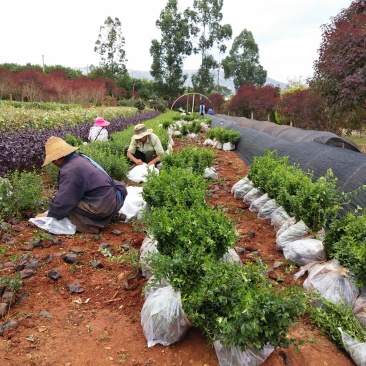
(0, 136), (354, 366)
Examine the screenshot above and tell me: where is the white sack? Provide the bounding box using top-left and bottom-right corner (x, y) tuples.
(338, 328), (366, 366)
(243, 188), (265, 205)
(119, 186), (147, 222)
(140, 235), (159, 278)
(283, 238), (326, 266)
(270, 206), (290, 232)
(141, 285), (192, 347)
(258, 199), (280, 220)
(222, 142), (235, 151)
(127, 164), (158, 183)
(249, 193), (270, 213)
(231, 177), (250, 194)
(29, 216), (76, 235)
(214, 341), (274, 366)
(203, 167), (219, 180)
(276, 220), (311, 252)
(353, 288), (366, 329)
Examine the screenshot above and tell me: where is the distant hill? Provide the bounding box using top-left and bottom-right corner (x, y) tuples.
(76, 67), (286, 91)
(127, 69), (286, 92)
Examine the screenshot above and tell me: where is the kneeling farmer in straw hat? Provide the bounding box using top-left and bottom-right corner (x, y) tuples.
(36, 136), (127, 233)
(126, 124), (164, 166)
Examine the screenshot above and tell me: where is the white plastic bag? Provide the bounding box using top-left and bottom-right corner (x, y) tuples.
(231, 177), (250, 195)
(294, 260), (359, 307)
(140, 235), (159, 277)
(276, 217), (296, 238)
(203, 167), (219, 179)
(141, 285), (192, 347)
(338, 327), (366, 366)
(276, 220), (311, 252)
(249, 193), (270, 213)
(243, 188), (264, 205)
(29, 216), (76, 235)
(270, 206), (290, 232)
(119, 186), (147, 222)
(234, 184), (254, 200)
(127, 164), (159, 183)
(214, 341), (274, 366)
(353, 288), (366, 329)
(258, 199), (280, 220)
(223, 248), (242, 266)
(282, 238), (325, 266)
(222, 142), (235, 151)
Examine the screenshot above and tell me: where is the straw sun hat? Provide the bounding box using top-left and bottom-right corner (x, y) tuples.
(133, 124), (153, 140)
(42, 136), (79, 167)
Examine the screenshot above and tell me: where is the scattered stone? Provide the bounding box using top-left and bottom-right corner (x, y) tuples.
(25, 259), (40, 270)
(0, 303), (9, 318)
(268, 270), (280, 281)
(41, 239), (53, 248)
(63, 253), (78, 264)
(48, 269), (62, 280)
(12, 225), (25, 232)
(52, 237), (62, 245)
(234, 247), (245, 254)
(20, 269), (36, 279)
(245, 251), (260, 259)
(111, 229), (121, 236)
(21, 243), (34, 251)
(273, 261), (284, 269)
(0, 319), (18, 336)
(101, 243), (111, 249)
(245, 245), (257, 252)
(123, 277), (139, 291)
(2, 291), (16, 307)
(33, 238), (42, 248)
(3, 262), (15, 269)
(39, 310), (52, 319)
(70, 248), (83, 254)
(248, 231), (256, 238)
(67, 284), (85, 294)
(91, 261), (104, 269)
(42, 254), (53, 264)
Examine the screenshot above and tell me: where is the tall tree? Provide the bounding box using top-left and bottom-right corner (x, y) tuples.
(184, 0), (232, 94)
(221, 29), (267, 91)
(310, 0), (366, 116)
(94, 17), (127, 79)
(150, 0), (192, 99)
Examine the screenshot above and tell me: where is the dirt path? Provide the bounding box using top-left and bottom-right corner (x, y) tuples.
(0, 136), (355, 366)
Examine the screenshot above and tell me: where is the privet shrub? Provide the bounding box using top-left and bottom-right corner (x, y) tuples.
(206, 127), (240, 144)
(323, 210), (366, 286)
(142, 168), (209, 210)
(0, 170), (44, 220)
(249, 150), (345, 232)
(161, 146), (215, 175)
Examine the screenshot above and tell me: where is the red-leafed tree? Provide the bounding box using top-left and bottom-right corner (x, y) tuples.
(252, 84), (280, 121)
(228, 83), (256, 117)
(310, 0), (366, 117)
(276, 88), (331, 130)
(0, 66), (15, 99)
(207, 92), (225, 113)
(12, 69), (46, 102)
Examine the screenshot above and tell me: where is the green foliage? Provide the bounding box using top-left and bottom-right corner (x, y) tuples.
(248, 150), (346, 232)
(142, 168), (209, 210)
(324, 210), (366, 286)
(206, 127), (240, 144)
(0, 273), (23, 292)
(79, 142), (129, 181)
(307, 294), (366, 349)
(134, 100), (145, 112)
(161, 146), (215, 175)
(65, 133), (83, 147)
(181, 260), (306, 351)
(0, 170), (44, 220)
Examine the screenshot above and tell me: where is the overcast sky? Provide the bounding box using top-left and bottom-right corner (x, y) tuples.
(0, 0), (351, 83)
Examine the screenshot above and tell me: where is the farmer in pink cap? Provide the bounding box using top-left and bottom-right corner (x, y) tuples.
(88, 116), (110, 142)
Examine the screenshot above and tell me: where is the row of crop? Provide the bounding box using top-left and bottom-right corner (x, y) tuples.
(248, 150), (366, 287)
(0, 108), (161, 177)
(140, 148), (306, 358)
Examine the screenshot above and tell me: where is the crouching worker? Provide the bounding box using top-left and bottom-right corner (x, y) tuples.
(126, 124), (164, 167)
(36, 136), (127, 233)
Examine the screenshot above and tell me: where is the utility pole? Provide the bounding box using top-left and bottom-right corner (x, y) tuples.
(42, 55), (45, 74)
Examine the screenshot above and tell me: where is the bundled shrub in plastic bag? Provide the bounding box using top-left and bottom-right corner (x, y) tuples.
(270, 206), (290, 232)
(338, 327), (366, 366)
(249, 193), (270, 213)
(276, 217), (296, 238)
(29, 216), (76, 235)
(234, 183), (255, 200)
(141, 285), (192, 347)
(258, 199), (280, 220)
(127, 164), (159, 183)
(354, 288), (366, 329)
(231, 177), (250, 195)
(222, 248), (242, 266)
(119, 186), (147, 222)
(139, 235), (159, 278)
(243, 188), (264, 205)
(294, 260), (359, 307)
(276, 220), (311, 252)
(213, 341), (274, 366)
(283, 238), (325, 266)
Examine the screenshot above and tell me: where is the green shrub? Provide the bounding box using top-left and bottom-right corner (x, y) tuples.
(324, 210), (366, 286)
(0, 170), (44, 220)
(161, 146), (215, 175)
(134, 100), (145, 112)
(65, 133), (83, 147)
(142, 167), (209, 210)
